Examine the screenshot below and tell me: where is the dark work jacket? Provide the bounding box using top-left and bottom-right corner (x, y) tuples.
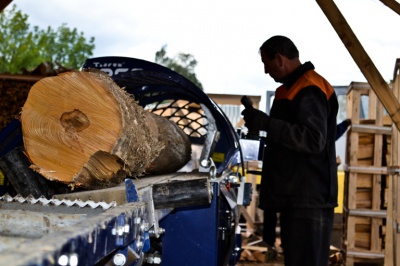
(259, 62), (339, 210)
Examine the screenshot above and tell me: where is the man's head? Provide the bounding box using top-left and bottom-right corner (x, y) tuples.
(259, 35), (301, 83)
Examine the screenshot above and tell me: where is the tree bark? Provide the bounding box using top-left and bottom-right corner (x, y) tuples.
(20, 69), (191, 190)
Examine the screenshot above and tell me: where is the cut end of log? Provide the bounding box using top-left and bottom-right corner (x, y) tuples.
(21, 70), (124, 184)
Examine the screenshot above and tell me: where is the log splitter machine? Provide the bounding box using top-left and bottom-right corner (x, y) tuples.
(0, 56), (253, 266)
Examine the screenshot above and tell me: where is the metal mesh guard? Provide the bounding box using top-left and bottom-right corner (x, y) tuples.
(144, 96), (209, 138)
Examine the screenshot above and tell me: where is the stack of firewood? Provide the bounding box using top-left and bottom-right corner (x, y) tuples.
(0, 79), (33, 129)
(0, 62), (74, 130)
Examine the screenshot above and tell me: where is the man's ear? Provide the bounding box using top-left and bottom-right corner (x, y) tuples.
(275, 53), (285, 67)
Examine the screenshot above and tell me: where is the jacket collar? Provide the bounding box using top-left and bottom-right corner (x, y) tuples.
(283, 61), (315, 89)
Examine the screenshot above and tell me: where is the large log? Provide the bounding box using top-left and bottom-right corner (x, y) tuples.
(20, 69), (191, 190)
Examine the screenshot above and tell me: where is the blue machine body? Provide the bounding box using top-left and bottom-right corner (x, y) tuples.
(159, 182), (234, 266)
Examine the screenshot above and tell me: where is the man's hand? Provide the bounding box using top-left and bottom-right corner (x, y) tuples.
(335, 118), (352, 140)
(241, 108), (270, 132)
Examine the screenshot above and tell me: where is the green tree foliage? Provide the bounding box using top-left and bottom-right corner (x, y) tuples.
(0, 5), (95, 74)
(155, 45), (203, 90)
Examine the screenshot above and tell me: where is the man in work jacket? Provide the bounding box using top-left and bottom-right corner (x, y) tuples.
(242, 35), (339, 266)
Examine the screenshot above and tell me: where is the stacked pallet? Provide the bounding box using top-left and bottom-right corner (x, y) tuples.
(384, 59), (400, 266)
(343, 82), (392, 265)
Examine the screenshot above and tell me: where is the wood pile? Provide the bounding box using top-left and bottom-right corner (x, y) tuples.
(238, 234), (342, 265)
(239, 234), (281, 264)
(0, 78), (33, 129)
(0, 62), (73, 130)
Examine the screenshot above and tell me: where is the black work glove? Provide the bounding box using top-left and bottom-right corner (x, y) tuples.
(343, 118), (352, 127)
(241, 107), (270, 133)
(335, 119), (352, 140)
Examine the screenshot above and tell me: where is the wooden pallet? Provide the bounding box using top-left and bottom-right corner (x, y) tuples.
(343, 82), (391, 265)
(384, 61), (400, 266)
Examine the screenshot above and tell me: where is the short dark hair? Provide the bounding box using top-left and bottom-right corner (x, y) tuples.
(259, 35), (299, 60)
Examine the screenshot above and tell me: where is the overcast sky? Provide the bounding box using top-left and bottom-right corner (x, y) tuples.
(9, 0), (400, 110)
